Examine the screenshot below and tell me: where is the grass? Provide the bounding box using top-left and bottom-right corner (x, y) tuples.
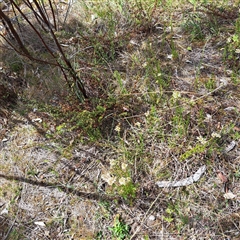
(0, 0), (240, 239)
(109, 215), (130, 240)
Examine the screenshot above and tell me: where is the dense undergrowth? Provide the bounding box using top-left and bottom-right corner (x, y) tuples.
(0, 0), (240, 239)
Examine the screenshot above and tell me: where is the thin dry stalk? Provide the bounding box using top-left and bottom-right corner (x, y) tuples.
(0, 0), (88, 99)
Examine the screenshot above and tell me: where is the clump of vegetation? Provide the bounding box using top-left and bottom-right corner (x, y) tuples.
(109, 215), (130, 240)
(0, 0), (240, 239)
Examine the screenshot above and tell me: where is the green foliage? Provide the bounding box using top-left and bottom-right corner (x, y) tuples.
(102, 157), (138, 202)
(171, 106), (190, 137)
(204, 77), (216, 90)
(7, 228), (24, 240)
(27, 167), (38, 176)
(164, 201), (191, 232)
(4, 52), (24, 73)
(234, 168), (240, 179)
(180, 143), (206, 161)
(182, 13), (205, 40)
(223, 32), (240, 70)
(1, 0), (240, 239)
(182, 7), (220, 41)
(114, 71), (128, 94)
(8, 60), (23, 73)
(109, 215), (130, 240)
(56, 123), (67, 134)
(144, 55), (170, 91)
(96, 231), (104, 240)
(118, 180), (137, 201)
(70, 105), (106, 141)
(163, 203), (175, 223)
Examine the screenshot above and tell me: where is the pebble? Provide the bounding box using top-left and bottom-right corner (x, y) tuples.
(148, 215), (155, 221)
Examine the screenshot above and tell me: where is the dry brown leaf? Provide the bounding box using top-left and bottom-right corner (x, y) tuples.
(223, 191), (236, 199)
(216, 171), (228, 183)
(233, 126), (240, 132)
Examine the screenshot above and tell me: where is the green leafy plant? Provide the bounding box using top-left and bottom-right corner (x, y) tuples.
(204, 77), (216, 90)
(234, 168), (240, 179)
(163, 204), (175, 223)
(118, 180), (137, 201)
(182, 13), (205, 40)
(223, 33), (240, 70)
(102, 159), (137, 202)
(109, 215), (130, 240)
(180, 142), (207, 161)
(69, 105), (106, 141)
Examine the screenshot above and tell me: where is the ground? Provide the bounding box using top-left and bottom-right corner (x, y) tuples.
(0, 0), (240, 239)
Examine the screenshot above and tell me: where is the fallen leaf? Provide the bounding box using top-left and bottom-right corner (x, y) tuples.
(224, 141), (236, 153)
(156, 165), (206, 188)
(223, 191), (236, 199)
(0, 208), (8, 215)
(216, 171), (228, 183)
(233, 126), (240, 132)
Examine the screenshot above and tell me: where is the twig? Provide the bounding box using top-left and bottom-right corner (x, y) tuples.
(130, 191), (163, 239)
(3, 218), (16, 240)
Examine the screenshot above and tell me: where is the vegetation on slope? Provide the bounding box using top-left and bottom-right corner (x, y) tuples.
(0, 0), (240, 239)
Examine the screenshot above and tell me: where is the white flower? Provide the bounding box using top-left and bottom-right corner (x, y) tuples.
(101, 173), (116, 186)
(108, 176), (117, 186)
(119, 177), (131, 185)
(134, 122), (141, 128)
(235, 49), (240, 54)
(172, 91), (181, 99)
(110, 159), (117, 168)
(145, 111), (150, 117)
(119, 177), (126, 185)
(205, 114), (212, 122)
(223, 191), (236, 199)
(121, 163), (128, 170)
(211, 132), (221, 138)
(197, 136), (207, 145)
(227, 37), (232, 43)
(141, 41), (147, 50)
(115, 124), (121, 133)
(101, 172), (111, 182)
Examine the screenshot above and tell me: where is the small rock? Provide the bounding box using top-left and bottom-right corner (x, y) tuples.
(148, 215), (155, 221)
(32, 118), (42, 123)
(34, 221), (46, 227)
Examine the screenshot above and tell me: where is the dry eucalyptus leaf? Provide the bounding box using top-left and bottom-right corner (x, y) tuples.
(156, 165), (206, 188)
(233, 126), (240, 132)
(223, 191), (236, 199)
(224, 107), (236, 111)
(224, 141), (236, 153)
(216, 171), (228, 183)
